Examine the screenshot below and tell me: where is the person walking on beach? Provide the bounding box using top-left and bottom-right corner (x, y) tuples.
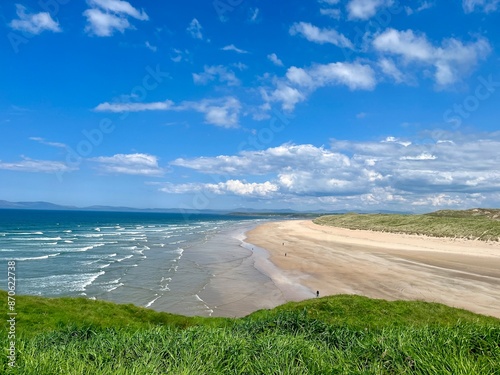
(316, 291), (319, 298)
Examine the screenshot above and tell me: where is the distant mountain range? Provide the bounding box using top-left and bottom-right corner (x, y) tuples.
(0, 200), (410, 215)
(0, 200), (225, 214)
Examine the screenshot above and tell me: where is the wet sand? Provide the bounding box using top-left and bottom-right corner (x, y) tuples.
(168, 223), (310, 318)
(245, 220), (500, 319)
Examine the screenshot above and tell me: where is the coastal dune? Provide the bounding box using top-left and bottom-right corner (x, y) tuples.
(245, 220), (500, 318)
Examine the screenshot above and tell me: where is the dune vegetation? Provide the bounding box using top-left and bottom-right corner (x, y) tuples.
(2, 291), (499, 374)
(313, 208), (500, 241)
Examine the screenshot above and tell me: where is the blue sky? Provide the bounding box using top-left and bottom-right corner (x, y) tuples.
(1, 0), (499, 212)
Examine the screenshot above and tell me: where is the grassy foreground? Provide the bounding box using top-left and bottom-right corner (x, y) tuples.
(314, 208), (500, 241)
(2, 291), (500, 374)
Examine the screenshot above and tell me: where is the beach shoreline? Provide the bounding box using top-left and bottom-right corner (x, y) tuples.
(175, 220), (313, 318)
(244, 219), (500, 318)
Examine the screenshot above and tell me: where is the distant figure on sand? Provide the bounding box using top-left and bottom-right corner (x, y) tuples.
(316, 291), (319, 297)
(285, 253), (287, 257)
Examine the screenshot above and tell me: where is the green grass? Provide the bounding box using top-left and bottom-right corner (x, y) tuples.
(1, 292), (225, 337)
(2, 291), (500, 374)
(313, 209), (500, 241)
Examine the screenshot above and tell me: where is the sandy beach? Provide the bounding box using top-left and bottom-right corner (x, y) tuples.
(245, 220), (500, 319)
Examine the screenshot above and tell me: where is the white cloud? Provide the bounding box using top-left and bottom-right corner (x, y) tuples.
(266, 83), (306, 111)
(267, 53), (284, 67)
(411, 194), (464, 207)
(374, 29), (433, 61)
(347, 0), (393, 20)
(29, 137), (67, 149)
(320, 8), (342, 19)
(377, 58), (405, 83)
(84, 0), (148, 37)
(172, 144), (351, 176)
(193, 65), (240, 86)
(232, 62), (248, 71)
(405, 1), (434, 14)
(187, 18), (203, 39)
(289, 22), (353, 49)
(170, 48), (189, 63)
(208, 180), (279, 197)
(249, 8), (260, 22)
(93, 97), (241, 128)
(91, 153), (164, 176)
(9, 4), (62, 35)
(159, 182), (204, 194)
(90, 0), (148, 19)
(399, 153), (437, 160)
(145, 41), (157, 52)
(94, 100), (174, 112)
(304, 62), (377, 90)
(84, 9), (130, 36)
(170, 144), (363, 197)
(265, 61), (376, 111)
(0, 157), (74, 174)
(221, 44), (249, 54)
(463, 0), (500, 13)
(161, 180), (279, 198)
(373, 28), (491, 86)
(166, 133), (500, 210)
(183, 97), (241, 128)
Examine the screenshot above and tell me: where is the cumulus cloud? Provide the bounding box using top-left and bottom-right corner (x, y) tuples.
(187, 18), (203, 39)
(172, 144), (363, 197)
(264, 83), (306, 111)
(373, 28), (491, 86)
(9, 4), (62, 35)
(399, 153), (437, 161)
(347, 0), (394, 20)
(91, 153), (164, 176)
(213, 180), (278, 197)
(377, 58), (405, 83)
(180, 97), (242, 128)
(193, 65), (240, 86)
(289, 22), (353, 49)
(84, 0), (148, 37)
(172, 144), (350, 176)
(264, 62), (376, 111)
(161, 180), (279, 198)
(332, 134), (500, 195)
(320, 8), (342, 19)
(90, 0), (148, 19)
(287, 63), (376, 90)
(463, 0), (500, 13)
(267, 53), (284, 67)
(405, 1), (434, 15)
(166, 133), (500, 210)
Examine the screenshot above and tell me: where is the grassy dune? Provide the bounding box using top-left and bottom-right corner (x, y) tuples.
(2, 291), (500, 374)
(313, 208), (500, 241)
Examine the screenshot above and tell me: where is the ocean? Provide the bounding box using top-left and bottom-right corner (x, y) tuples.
(0, 209), (270, 316)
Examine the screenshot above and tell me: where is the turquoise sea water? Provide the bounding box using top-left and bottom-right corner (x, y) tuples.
(0, 209), (263, 315)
